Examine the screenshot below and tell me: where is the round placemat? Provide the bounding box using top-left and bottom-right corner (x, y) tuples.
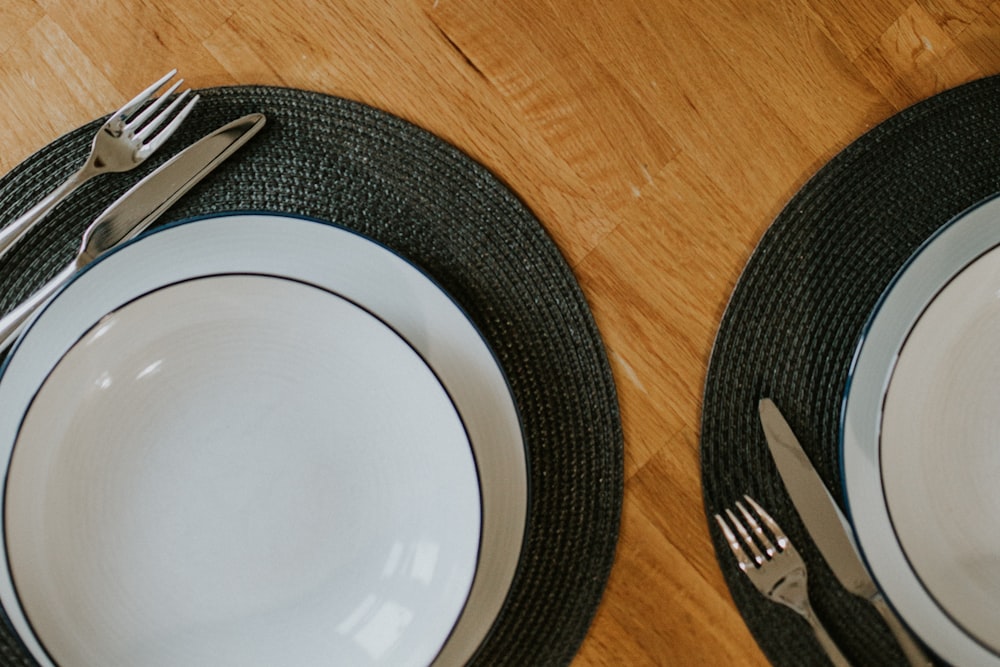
(701, 75), (1000, 666)
(0, 85), (623, 666)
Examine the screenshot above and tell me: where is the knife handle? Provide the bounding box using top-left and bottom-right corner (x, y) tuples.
(0, 262), (76, 352)
(871, 593), (934, 666)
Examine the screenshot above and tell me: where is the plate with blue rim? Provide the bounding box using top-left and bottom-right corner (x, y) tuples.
(0, 213), (527, 667)
(843, 193), (1000, 667)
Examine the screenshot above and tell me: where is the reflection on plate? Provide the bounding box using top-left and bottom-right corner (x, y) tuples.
(0, 214), (528, 667)
(843, 194), (1000, 666)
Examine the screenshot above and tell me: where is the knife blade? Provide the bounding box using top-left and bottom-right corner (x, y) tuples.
(0, 112), (266, 352)
(759, 398), (933, 666)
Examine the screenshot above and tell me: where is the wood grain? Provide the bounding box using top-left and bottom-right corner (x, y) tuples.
(3, 0), (1000, 663)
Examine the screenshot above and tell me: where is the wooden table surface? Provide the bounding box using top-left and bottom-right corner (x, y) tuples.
(3, 1), (1000, 664)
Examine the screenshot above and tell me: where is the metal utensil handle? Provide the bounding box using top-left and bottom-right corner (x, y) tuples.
(773, 573), (852, 667)
(0, 169), (90, 261)
(805, 610), (852, 667)
(0, 262), (77, 352)
(871, 593), (934, 666)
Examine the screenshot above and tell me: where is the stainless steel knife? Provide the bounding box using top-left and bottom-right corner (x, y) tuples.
(0, 112), (266, 352)
(759, 398), (933, 667)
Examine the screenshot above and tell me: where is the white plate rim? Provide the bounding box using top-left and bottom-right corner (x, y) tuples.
(841, 193), (1000, 666)
(0, 212), (529, 667)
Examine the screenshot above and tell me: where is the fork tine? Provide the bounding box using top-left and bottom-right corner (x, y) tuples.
(713, 513), (755, 573)
(134, 92), (200, 158)
(113, 70), (178, 122)
(736, 499), (777, 557)
(725, 508), (767, 566)
(744, 495), (789, 549)
(124, 79), (183, 132)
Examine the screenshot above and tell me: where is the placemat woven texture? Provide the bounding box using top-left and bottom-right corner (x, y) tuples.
(0, 85), (623, 666)
(701, 75), (1000, 666)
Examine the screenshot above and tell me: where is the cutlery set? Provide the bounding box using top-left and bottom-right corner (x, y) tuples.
(716, 401), (933, 666)
(0, 70), (197, 261)
(0, 72), (266, 352)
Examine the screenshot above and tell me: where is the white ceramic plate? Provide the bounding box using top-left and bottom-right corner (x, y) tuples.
(843, 194), (1000, 666)
(0, 213), (528, 667)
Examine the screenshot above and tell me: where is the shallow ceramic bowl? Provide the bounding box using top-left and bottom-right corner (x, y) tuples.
(0, 214), (527, 667)
(843, 194), (1000, 666)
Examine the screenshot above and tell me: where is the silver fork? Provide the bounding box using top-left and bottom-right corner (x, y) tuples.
(715, 496), (851, 667)
(0, 70), (199, 260)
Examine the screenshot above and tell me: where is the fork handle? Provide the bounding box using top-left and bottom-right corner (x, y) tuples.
(0, 261), (77, 352)
(774, 576), (852, 667)
(0, 166), (92, 261)
(801, 606), (852, 667)
(871, 593), (934, 666)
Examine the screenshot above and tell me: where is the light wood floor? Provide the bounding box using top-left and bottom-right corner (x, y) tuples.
(3, 1), (1000, 664)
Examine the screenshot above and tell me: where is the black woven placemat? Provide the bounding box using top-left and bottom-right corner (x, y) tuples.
(0, 85), (623, 666)
(701, 76), (1000, 666)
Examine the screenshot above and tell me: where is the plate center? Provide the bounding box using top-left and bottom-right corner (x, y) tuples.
(4, 274), (481, 666)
